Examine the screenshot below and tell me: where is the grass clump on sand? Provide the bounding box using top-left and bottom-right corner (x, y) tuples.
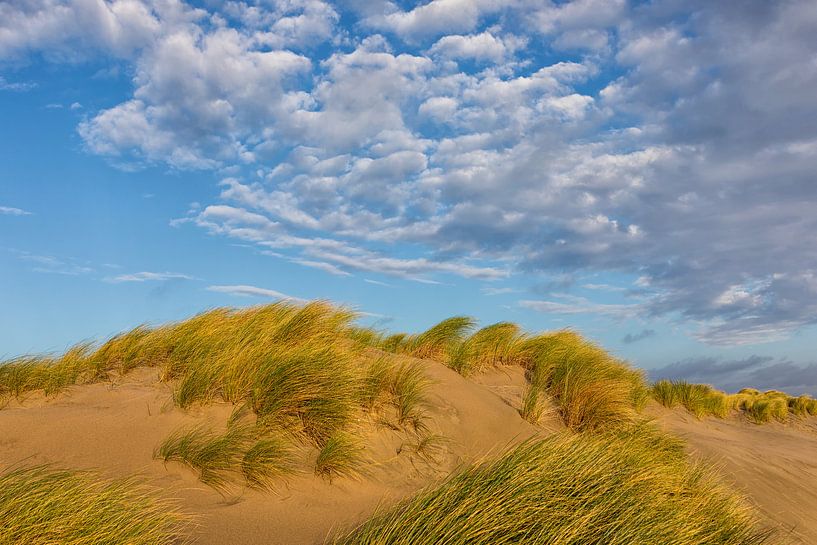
(745, 397), (789, 424)
(652, 382), (817, 424)
(334, 424), (771, 545)
(0, 465), (190, 545)
(519, 331), (648, 431)
(155, 421), (294, 494)
(1, 300), (430, 445)
(378, 319), (648, 432)
(652, 380), (731, 419)
(0, 301), (433, 491)
(390, 317), (476, 361)
(448, 322), (523, 376)
(730, 389), (807, 424)
(315, 432), (363, 482)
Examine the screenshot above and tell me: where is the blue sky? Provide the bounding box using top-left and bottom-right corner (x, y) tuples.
(2, 0), (817, 394)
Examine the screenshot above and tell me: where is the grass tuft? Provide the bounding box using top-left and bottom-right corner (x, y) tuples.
(315, 432), (362, 482)
(0, 465), (191, 545)
(651, 380), (733, 419)
(155, 423), (254, 493)
(241, 436), (295, 491)
(402, 316), (476, 360)
(448, 322), (523, 376)
(334, 425), (771, 545)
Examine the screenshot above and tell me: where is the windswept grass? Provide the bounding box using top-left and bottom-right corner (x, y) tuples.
(315, 432), (362, 482)
(448, 322), (523, 376)
(377, 319), (648, 431)
(1, 302), (432, 451)
(156, 423), (255, 493)
(746, 397), (789, 424)
(652, 381), (732, 419)
(0, 465), (190, 545)
(651, 381), (817, 424)
(395, 316), (476, 360)
(508, 331), (647, 431)
(241, 437), (295, 491)
(334, 425), (771, 545)
(155, 421), (296, 493)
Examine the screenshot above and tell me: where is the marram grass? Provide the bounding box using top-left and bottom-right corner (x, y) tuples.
(0, 302), (430, 451)
(376, 319), (649, 432)
(650, 380), (816, 424)
(0, 465), (191, 545)
(315, 432), (363, 482)
(334, 425), (773, 545)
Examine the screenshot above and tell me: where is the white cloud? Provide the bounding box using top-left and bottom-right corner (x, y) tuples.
(0, 0), (202, 61)
(481, 286), (519, 296)
(363, 0), (506, 41)
(428, 31), (514, 63)
(0, 206), (32, 216)
(519, 294), (641, 318)
(108, 271), (195, 282)
(7, 0), (817, 347)
(0, 76), (36, 91)
(206, 284), (305, 301)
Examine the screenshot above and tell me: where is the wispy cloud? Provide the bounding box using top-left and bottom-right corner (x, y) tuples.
(289, 258), (352, 276)
(206, 284), (306, 302)
(519, 294), (641, 318)
(481, 286), (519, 296)
(0, 206), (32, 216)
(0, 76), (36, 92)
(108, 271), (196, 283)
(582, 283), (627, 293)
(13, 250), (93, 276)
(364, 278), (391, 287)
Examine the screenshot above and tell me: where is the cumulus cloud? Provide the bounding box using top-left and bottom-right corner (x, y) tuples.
(428, 31), (519, 63)
(362, 0), (506, 41)
(0, 0), (202, 61)
(6, 0), (817, 347)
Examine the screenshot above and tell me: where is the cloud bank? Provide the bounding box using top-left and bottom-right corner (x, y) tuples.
(3, 0), (817, 347)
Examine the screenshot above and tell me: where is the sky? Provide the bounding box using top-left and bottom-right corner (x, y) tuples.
(1, 0), (816, 394)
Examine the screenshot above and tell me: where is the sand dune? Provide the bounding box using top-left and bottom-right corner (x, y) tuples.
(1, 359), (815, 544)
(650, 404), (817, 545)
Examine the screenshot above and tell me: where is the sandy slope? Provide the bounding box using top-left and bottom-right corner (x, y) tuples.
(0, 359), (540, 545)
(1, 360), (816, 544)
(649, 403), (817, 545)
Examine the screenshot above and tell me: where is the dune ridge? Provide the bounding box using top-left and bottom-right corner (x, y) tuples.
(1, 301), (815, 544)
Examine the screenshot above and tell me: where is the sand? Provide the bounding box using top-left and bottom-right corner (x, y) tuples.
(1, 360), (816, 544)
(0, 359), (540, 545)
(649, 403), (817, 545)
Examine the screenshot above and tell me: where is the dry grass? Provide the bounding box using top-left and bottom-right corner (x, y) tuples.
(2, 302), (431, 459)
(333, 424), (771, 545)
(448, 322), (523, 376)
(155, 422), (257, 494)
(315, 432), (363, 483)
(652, 381), (732, 419)
(652, 381), (817, 424)
(0, 465), (191, 545)
(377, 319), (648, 432)
(393, 317), (476, 360)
